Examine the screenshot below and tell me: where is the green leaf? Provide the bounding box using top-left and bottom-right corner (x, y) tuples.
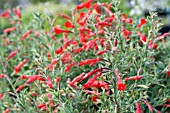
(137, 85), (149, 89)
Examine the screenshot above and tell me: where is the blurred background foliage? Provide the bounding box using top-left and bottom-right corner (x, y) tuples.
(0, 0), (170, 33)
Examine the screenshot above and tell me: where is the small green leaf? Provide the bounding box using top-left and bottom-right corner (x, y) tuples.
(137, 85), (149, 89)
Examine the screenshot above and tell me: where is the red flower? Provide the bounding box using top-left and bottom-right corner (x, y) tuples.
(0, 9), (10, 18)
(64, 61), (76, 73)
(64, 21), (74, 28)
(0, 74), (5, 79)
(93, 3), (102, 14)
(123, 29), (132, 37)
(137, 18), (146, 28)
(13, 7), (21, 19)
(14, 59), (28, 73)
(143, 100), (153, 112)
(135, 102), (143, 113)
(83, 72), (102, 89)
(22, 30), (32, 40)
(167, 70), (170, 77)
(55, 46), (63, 54)
(78, 57), (100, 66)
(3, 108), (10, 113)
(137, 32), (147, 44)
(29, 92), (38, 97)
(122, 15), (133, 24)
(84, 90), (100, 96)
(3, 27), (16, 33)
(103, 7), (114, 18)
(54, 26), (70, 34)
(148, 40), (157, 49)
(60, 14), (71, 20)
(6, 51), (18, 61)
(125, 76), (143, 81)
(0, 93), (3, 100)
(51, 58), (60, 65)
(16, 84), (27, 92)
(67, 73), (85, 89)
(61, 52), (71, 64)
(47, 76), (53, 89)
(91, 95), (99, 102)
(56, 77), (61, 83)
(82, 68), (102, 80)
(26, 75), (42, 84)
(76, 0), (93, 10)
(89, 80), (109, 90)
(117, 83), (126, 91)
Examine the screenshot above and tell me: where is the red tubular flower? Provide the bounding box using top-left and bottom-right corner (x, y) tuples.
(67, 78), (78, 89)
(137, 18), (146, 28)
(104, 7), (114, 18)
(135, 102), (143, 113)
(47, 76), (53, 89)
(56, 77), (60, 83)
(61, 52), (71, 64)
(64, 61), (76, 73)
(84, 90), (100, 96)
(114, 68), (122, 84)
(26, 75), (42, 84)
(78, 57), (100, 66)
(125, 76), (143, 81)
(0, 9), (10, 18)
(6, 51), (17, 61)
(14, 59), (28, 73)
(78, 14), (88, 26)
(3, 108), (10, 113)
(60, 14), (71, 20)
(143, 100), (153, 112)
(22, 30), (32, 40)
(64, 21), (74, 28)
(156, 33), (169, 41)
(29, 92), (38, 97)
(167, 70), (170, 77)
(0, 93), (3, 100)
(53, 26), (71, 34)
(76, 0), (93, 10)
(55, 46), (63, 54)
(89, 80), (109, 90)
(20, 75), (32, 79)
(74, 47), (83, 53)
(51, 58), (60, 65)
(16, 84), (27, 92)
(13, 7), (21, 19)
(96, 50), (108, 55)
(93, 3), (102, 14)
(117, 83), (126, 91)
(148, 40), (157, 49)
(38, 103), (47, 109)
(84, 39), (97, 51)
(82, 68), (102, 80)
(137, 32), (147, 44)
(91, 95), (99, 102)
(47, 52), (52, 61)
(77, 12), (86, 23)
(123, 29), (132, 37)
(71, 72), (85, 84)
(0, 74), (5, 78)
(96, 22), (112, 28)
(3, 27), (16, 33)
(83, 72), (102, 89)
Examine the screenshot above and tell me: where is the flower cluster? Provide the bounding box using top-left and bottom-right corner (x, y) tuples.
(0, 0), (170, 112)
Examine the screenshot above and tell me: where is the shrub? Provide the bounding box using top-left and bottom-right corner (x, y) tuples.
(0, 0), (170, 112)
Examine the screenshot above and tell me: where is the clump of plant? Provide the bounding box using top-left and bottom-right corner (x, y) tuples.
(0, 0), (170, 113)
